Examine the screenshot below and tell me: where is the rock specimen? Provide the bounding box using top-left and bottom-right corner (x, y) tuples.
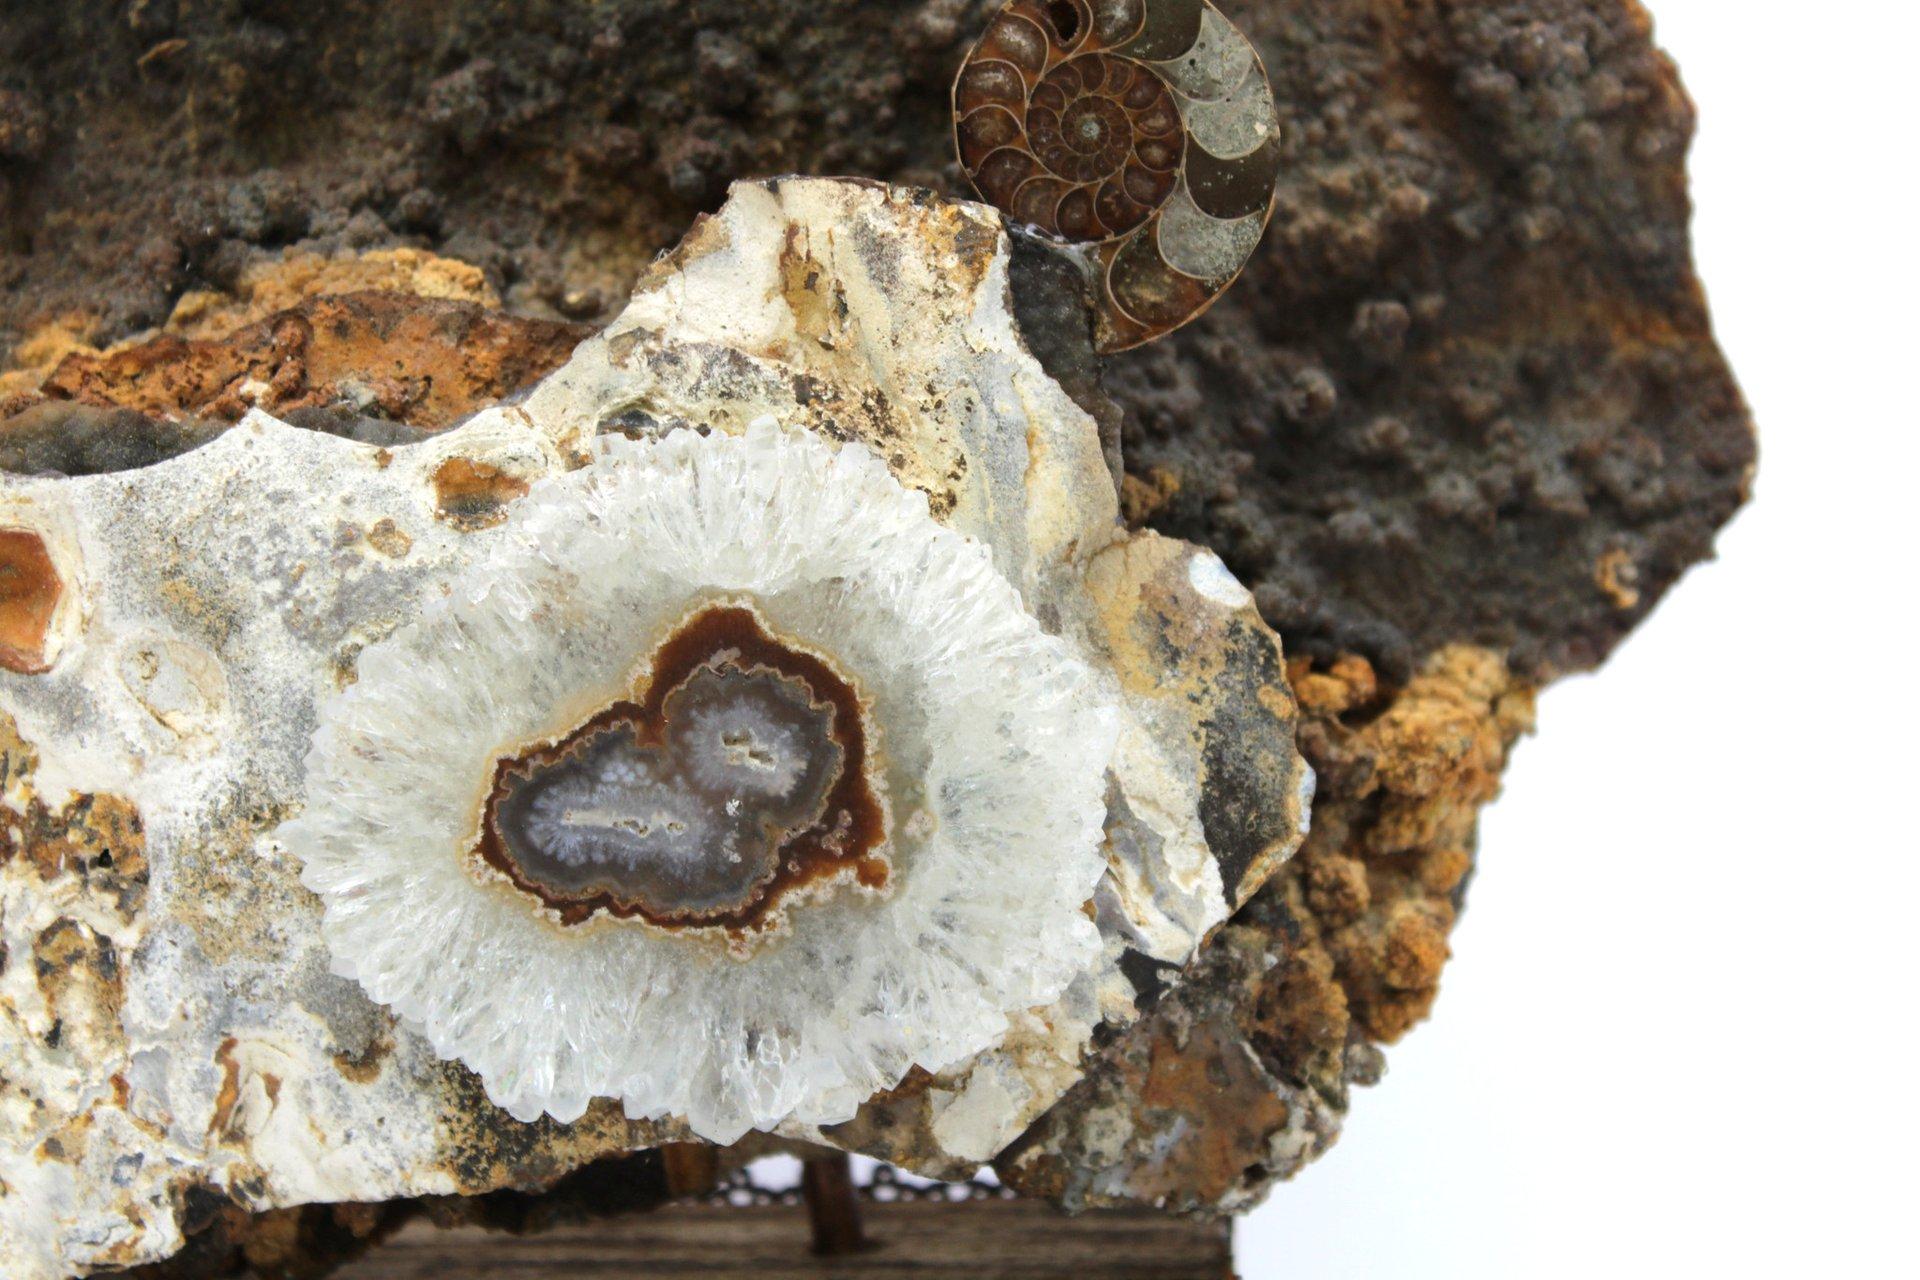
(0, 0), (1757, 1273)
(0, 178), (1310, 1276)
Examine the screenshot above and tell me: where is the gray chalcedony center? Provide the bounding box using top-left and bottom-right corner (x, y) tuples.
(491, 666), (844, 919)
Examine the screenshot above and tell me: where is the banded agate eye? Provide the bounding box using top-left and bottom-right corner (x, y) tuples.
(479, 606), (886, 929)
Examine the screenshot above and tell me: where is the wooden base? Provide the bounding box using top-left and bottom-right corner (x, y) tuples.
(331, 1197), (1235, 1279)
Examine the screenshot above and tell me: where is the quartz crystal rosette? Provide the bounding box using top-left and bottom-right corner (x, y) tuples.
(275, 421), (1121, 1143)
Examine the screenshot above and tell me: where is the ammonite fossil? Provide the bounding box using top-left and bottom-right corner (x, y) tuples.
(954, 0), (1283, 351)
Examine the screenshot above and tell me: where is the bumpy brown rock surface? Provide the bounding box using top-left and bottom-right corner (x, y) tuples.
(0, 0), (1752, 678)
(1, 0), (1753, 1268)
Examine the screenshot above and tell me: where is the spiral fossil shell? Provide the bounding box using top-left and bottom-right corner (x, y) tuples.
(954, 0), (1283, 352)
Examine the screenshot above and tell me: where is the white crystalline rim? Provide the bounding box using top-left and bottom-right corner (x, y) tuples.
(277, 421), (1119, 1143)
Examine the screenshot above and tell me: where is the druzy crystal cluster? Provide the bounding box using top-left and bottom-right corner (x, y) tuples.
(277, 422), (1119, 1141)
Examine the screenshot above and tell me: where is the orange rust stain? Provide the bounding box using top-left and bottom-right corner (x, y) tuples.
(0, 528), (62, 674)
(0, 717), (150, 923)
(1119, 465), (1182, 526)
(779, 223), (846, 347)
(38, 293), (587, 431)
(1379, 905), (1450, 992)
(206, 1037), (280, 1144)
(1596, 545), (1643, 609)
(1280, 647), (1534, 1044)
(209, 1036), (243, 1141)
(1125, 1024), (1294, 1203)
(364, 517), (412, 559)
(331, 1029), (394, 1085)
(0, 785), (148, 892)
(432, 456), (531, 530)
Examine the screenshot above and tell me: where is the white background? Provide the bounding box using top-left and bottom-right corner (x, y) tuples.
(1238, 2), (1919, 1276)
